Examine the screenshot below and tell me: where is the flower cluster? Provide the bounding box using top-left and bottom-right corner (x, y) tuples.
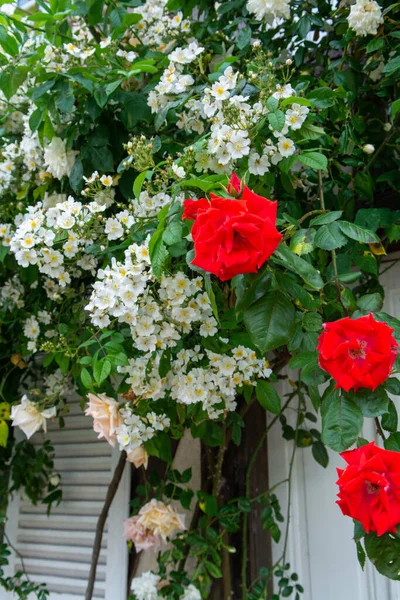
(86, 242), (217, 350)
(124, 498), (184, 552)
(119, 345), (272, 419)
(148, 41), (204, 115)
(132, 0), (192, 49)
(131, 571), (201, 600)
(347, 0), (383, 36)
(0, 275), (24, 311)
(9, 197), (101, 287)
(116, 405), (170, 454)
(246, 0), (291, 22)
(43, 369), (76, 401)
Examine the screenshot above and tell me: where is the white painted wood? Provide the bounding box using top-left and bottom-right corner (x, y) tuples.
(1, 396), (131, 600)
(268, 260), (400, 599)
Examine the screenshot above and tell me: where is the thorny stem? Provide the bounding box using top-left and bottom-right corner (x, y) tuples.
(282, 393), (301, 569)
(375, 417), (386, 441)
(241, 397), (293, 599)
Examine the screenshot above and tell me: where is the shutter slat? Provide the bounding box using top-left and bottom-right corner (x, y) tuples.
(20, 499), (105, 516)
(15, 542), (107, 564)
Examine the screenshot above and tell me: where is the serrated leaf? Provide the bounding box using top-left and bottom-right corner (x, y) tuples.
(289, 351), (318, 369)
(274, 244), (324, 290)
(266, 96), (279, 111)
(256, 380), (281, 414)
(356, 293), (383, 313)
(280, 96), (312, 108)
(289, 228), (316, 255)
(309, 211), (343, 226)
(268, 110), (286, 132)
(80, 368), (93, 389)
(312, 441), (329, 468)
(243, 291), (295, 354)
(337, 221), (380, 244)
(321, 391), (363, 451)
(347, 388), (389, 418)
(314, 222), (348, 250)
(93, 358), (112, 385)
(365, 533), (400, 580)
(298, 152), (328, 171)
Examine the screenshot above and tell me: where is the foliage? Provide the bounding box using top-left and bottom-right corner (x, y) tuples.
(0, 0), (399, 596)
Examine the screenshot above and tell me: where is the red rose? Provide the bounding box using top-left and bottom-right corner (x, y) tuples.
(182, 174), (282, 281)
(337, 442), (400, 536)
(317, 313), (398, 392)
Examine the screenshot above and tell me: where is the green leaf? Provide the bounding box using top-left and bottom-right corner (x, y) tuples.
(391, 98), (400, 119)
(145, 431), (172, 463)
(133, 170), (152, 199)
(312, 441), (329, 468)
(298, 152), (328, 171)
(356, 293), (383, 313)
(289, 351), (318, 369)
(268, 110), (286, 132)
(293, 122), (326, 141)
(80, 368), (93, 389)
(274, 244), (324, 290)
(69, 158), (83, 194)
(383, 55), (400, 76)
(381, 400), (398, 433)
(236, 24), (251, 49)
(266, 96), (279, 111)
(149, 234), (168, 279)
(384, 432), (400, 451)
(347, 388), (389, 418)
(280, 96), (312, 108)
(365, 533), (400, 580)
(309, 211), (343, 226)
(308, 86), (336, 108)
(384, 377), (400, 396)
(0, 66), (27, 100)
(162, 221), (182, 246)
(289, 228), (316, 255)
(31, 79), (55, 100)
(93, 358), (112, 385)
(204, 274), (220, 324)
(0, 420), (9, 448)
(29, 107), (45, 133)
(191, 421), (224, 447)
(0, 24), (18, 55)
(243, 291), (295, 354)
(366, 37), (385, 53)
(337, 221), (380, 244)
(256, 380), (281, 414)
(94, 87), (108, 108)
(303, 312), (322, 332)
(314, 222), (348, 250)
(321, 391), (363, 451)
(355, 171), (374, 201)
(356, 541), (366, 571)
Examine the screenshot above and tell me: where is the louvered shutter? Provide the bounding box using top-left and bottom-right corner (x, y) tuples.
(2, 397), (130, 600)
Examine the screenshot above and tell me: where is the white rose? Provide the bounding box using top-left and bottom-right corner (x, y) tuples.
(11, 395), (56, 439)
(362, 144), (375, 154)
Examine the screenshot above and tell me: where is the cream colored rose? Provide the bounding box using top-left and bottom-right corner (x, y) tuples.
(137, 499), (185, 540)
(85, 393), (123, 447)
(126, 446), (149, 469)
(11, 395), (56, 439)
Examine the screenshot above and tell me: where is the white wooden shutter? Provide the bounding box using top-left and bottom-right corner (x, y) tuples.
(2, 397), (130, 600)
(268, 258), (400, 600)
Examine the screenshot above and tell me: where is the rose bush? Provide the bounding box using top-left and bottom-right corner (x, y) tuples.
(0, 0), (400, 598)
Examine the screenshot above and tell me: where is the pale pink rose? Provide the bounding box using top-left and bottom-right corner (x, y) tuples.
(126, 446), (149, 469)
(123, 516), (160, 552)
(85, 393), (122, 447)
(137, 499), (185, 541)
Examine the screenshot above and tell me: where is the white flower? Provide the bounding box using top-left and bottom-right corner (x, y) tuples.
(246, 0), (290, 21)
(100, 174), (113, 187)
(248, 152), (271, 175)
(43, 137), (77, 180)
(172, 163), (186, 178)
(277, 137), (295, 157)
(226, 131), (251, 160)
(105, 218), (124, 240)
(11, 396), (56, 439)
(362, 143), (375, 154)
(348, 0), (383, 36)
(100, 36), (111, 48)
(272, 83), (295, 100)
(181, 585), (202, 600)
(131, 571), (160, 600)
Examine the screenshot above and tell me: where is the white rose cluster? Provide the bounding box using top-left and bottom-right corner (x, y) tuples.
(9, 197), (101, 289)
(246, 0), (291, 22)
(43, 369), (76, 400)
(0, 275), (24, 310)
(116, 405), (170, 454)
(131, 571), (201, 600)
(147, 41), (204, 115)
(119, 345), (272, 419)
(347, 0), (383, 36)
(86, 243), (218, 350)
(133, 0), (192, 49)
